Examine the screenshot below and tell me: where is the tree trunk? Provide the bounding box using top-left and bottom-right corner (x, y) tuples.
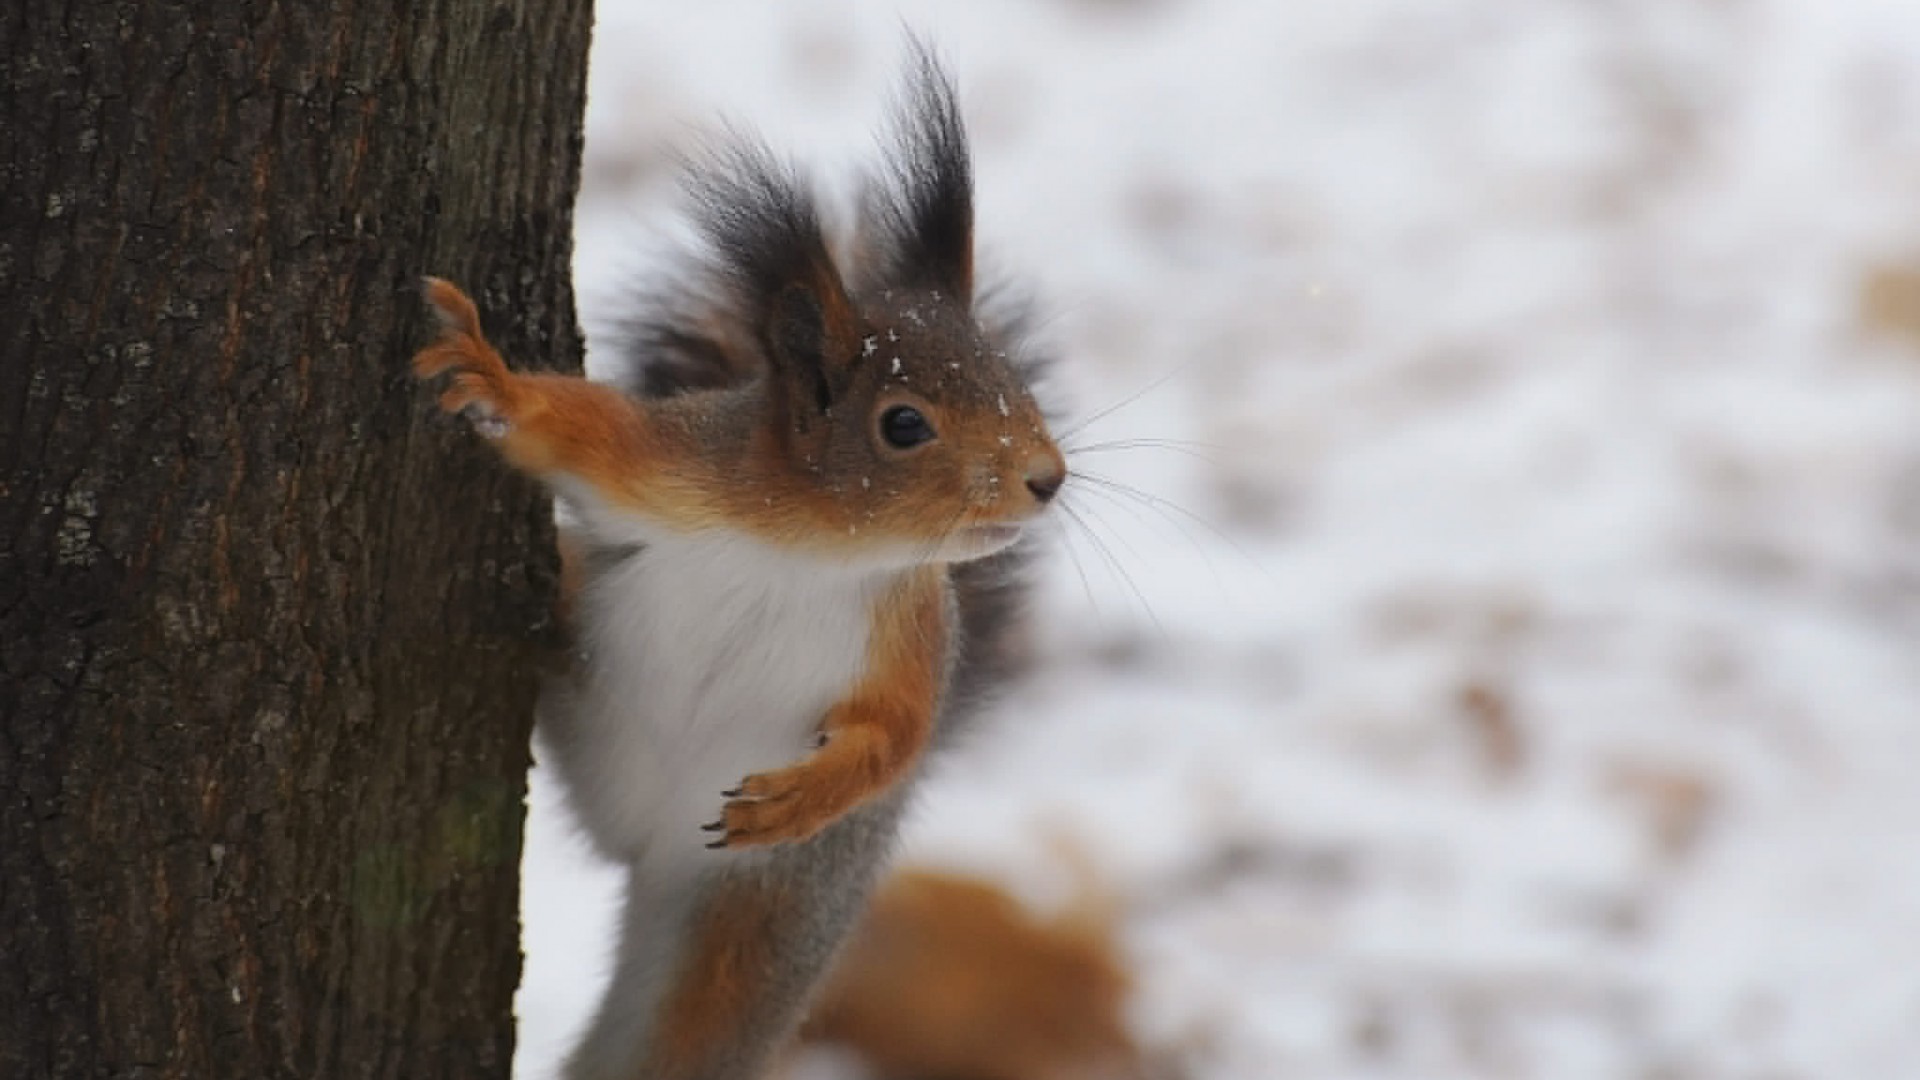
(1, 1), (589, 1076)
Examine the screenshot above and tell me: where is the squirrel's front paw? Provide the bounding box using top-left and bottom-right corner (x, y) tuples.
(702, 766), (837, 849)
(413, 277), (519, 438)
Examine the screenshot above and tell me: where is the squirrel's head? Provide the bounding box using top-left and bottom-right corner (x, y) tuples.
(775, 286), (1063, 566)
(694, 46), (1064, 566)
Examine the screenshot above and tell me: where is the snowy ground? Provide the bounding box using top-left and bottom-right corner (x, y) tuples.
(519, 2), (1920, 1077)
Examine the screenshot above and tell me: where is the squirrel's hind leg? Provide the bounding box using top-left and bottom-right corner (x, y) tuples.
(563, 863), (701, 1080)
(566, 795), (910, 1080)
(565, 867), (802, 1080)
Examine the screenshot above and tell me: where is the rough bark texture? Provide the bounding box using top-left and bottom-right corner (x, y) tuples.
(0, 0), (590, 1076)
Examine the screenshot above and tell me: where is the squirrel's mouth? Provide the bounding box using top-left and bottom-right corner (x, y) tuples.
(942, 523), (1023, 562)
(964, 523), (1021, 547)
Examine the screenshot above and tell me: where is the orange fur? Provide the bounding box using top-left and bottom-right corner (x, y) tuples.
(712, 567), (946, 848)
(644, 877), (784, 1078)
(801, 869), (1142, 1080)
(414, 280), (723, 530)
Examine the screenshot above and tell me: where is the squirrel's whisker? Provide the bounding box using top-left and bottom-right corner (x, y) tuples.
(1063, 439), (1227, 469)
(1069, 495), (1168, 631)
(1047, 516), (1105, 616)
(1067, 435), (1223, 451)
(1066, 477), (1231, 600)
(1058, 497), (1164, 634)
(1069, 472), (1219, 548)
(1068, 469), (1273, 586)
(1055, 366), (1188, 444)
(1063, 491), (1151, 572)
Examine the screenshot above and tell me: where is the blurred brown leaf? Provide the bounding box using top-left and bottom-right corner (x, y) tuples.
(1606, 762), (1719, 863)
(1859, 261), (1920, 352)
(1458, 679), (1527, 782)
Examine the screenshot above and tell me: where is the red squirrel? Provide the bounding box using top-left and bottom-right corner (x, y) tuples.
(414, 47), (1066, 1080)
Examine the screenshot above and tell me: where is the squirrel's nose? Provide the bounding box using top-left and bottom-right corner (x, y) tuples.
(1024, 453), (1065, 504)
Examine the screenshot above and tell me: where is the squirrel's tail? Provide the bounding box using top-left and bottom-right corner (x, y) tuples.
(799, 866), (1159, 1080)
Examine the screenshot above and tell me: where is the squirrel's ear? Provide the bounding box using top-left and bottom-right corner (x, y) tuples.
(768, 277), (857, 414)
(867, 42), (973, 300)
(689, 140), (860, 412)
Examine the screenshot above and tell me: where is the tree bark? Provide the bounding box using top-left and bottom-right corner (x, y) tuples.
(1, 1), (589, 1076)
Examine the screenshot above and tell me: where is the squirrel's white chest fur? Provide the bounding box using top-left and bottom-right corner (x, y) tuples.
(540, 528), (878, 872)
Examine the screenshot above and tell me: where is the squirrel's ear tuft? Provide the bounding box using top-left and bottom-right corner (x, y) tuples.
(867, 40), (974, 301)
(689, 139), (858, 407)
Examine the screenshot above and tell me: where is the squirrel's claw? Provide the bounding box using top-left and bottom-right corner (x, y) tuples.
(708, 769), (819, 849)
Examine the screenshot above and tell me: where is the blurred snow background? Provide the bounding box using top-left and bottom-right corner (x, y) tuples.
(519, 1), (1920, 1077)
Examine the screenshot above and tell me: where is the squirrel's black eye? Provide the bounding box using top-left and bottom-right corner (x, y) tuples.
(880, 405), (936, 449)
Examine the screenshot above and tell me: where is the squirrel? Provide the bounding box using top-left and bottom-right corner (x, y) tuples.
(413, 47), (1066, 1080)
